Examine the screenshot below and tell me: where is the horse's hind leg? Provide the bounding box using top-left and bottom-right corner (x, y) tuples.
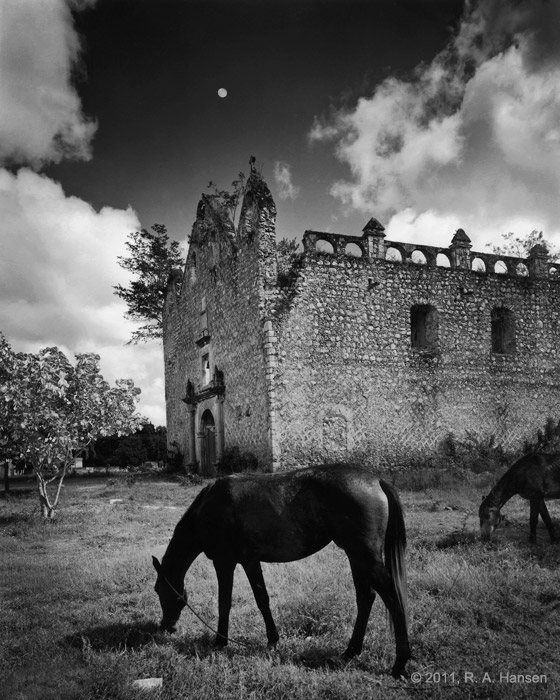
(538, 500), (557, 543)
(372, 562), (410, 677)
(529, 499), (539, 543)
(345, 554), (410, 677)
(241, 559), (279, 648)
(213, 559), (236, 647)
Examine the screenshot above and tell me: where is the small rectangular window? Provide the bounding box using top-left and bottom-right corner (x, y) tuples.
(411, 304), (439, 353)
(200, 296), (208, 334)
(201, 354), (210, 385)
(491, 307), (516, 354)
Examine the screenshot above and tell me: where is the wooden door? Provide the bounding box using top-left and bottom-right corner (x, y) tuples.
(201, 410), (216, 476)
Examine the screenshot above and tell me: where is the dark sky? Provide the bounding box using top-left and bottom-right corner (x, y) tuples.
(46, 0), (464, 243)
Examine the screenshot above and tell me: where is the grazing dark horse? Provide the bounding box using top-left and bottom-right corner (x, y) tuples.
(479, 453), (560, 543)
(152, 464), (411, 677)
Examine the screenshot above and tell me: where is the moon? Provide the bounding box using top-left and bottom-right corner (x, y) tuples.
(218, 88), (228, 98)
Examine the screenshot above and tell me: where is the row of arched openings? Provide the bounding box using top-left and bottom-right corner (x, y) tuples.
(314, 239), (558, 277)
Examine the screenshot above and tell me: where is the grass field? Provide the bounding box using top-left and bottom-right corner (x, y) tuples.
(2, 471), (560, 699)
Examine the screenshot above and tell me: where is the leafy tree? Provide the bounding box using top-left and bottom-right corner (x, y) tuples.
(488, 230), (559, 260)
(88, 424), (167, 469)
(0, 335), (145, 518)
(114, 224), (185, 343)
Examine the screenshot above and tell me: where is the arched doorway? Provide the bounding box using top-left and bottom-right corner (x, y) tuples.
(200, 409), (216, 476)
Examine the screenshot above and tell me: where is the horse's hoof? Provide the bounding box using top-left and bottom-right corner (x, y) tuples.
(267, 632), (280, 648)
(342, 649), (359, 663)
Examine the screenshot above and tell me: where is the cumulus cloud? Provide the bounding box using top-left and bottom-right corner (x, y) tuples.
(0, 0), (97, 166)
(0, 0), (165, 425)
(310, 0), (560, 248)
(0, 169), (167, 425)
(0, 169), (166, 423)
(273, 161), (300, 201)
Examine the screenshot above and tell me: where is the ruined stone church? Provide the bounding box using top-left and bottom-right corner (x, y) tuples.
(163, 166), (560, 474)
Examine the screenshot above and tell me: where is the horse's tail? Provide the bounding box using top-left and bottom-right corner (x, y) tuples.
(379, 479), (409, 629)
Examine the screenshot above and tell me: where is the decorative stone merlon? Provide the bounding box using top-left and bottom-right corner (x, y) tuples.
(362, 218), (386, 259)
(527, 243), (550, 278)
(449, 228), (472, 269)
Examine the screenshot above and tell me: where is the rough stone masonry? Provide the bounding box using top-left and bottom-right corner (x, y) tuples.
(163, 166), (560, 474)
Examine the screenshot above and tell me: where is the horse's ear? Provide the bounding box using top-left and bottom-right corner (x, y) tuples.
(152, 556), (162, 573)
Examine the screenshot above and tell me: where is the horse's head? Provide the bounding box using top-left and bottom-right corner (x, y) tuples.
(152, 556), (187, 633)
(479, 496), (501, 541)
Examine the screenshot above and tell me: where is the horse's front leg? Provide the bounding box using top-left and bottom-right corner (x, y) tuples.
(538, 500), (557, 543)
(213, 559), (236, 647)
(241, 559), (279, 648)
(529, 499), (540, 543)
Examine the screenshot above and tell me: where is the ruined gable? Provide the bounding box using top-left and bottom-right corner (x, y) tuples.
(163, 170), (279, 473)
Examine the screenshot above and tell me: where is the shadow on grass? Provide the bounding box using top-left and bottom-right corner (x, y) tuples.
(0, 511), (34, 525)
(64, 621), (162, 652)
(65, 622), (371, 673)
(0, 488), (35, 500)
(296, 648), (345, 670)
(65, 624), (246, 659)
(435, 530), (479, 548)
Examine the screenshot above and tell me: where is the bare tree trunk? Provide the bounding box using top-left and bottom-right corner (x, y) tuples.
(2, 461), (9, 495)
(36, 460), (69, 519)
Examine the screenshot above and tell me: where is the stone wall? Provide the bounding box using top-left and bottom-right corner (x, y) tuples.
(272, 235), (560, 468)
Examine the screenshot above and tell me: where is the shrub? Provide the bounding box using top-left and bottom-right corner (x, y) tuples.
(219, 447), (259, 474)
(523, 416), (560, 453)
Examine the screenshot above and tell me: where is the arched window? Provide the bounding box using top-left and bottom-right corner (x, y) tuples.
(494, 260), (508, 274)
(472, 257), (486, 273)
(411, 250), (427, 265)
(411, 304), (439, 353)
(491, 307), (516, 354)
(315, 239), (334, 254)
(345, 242), (363, 258)
(436, 253), (451, 268)
(386, 247), (403, 262)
